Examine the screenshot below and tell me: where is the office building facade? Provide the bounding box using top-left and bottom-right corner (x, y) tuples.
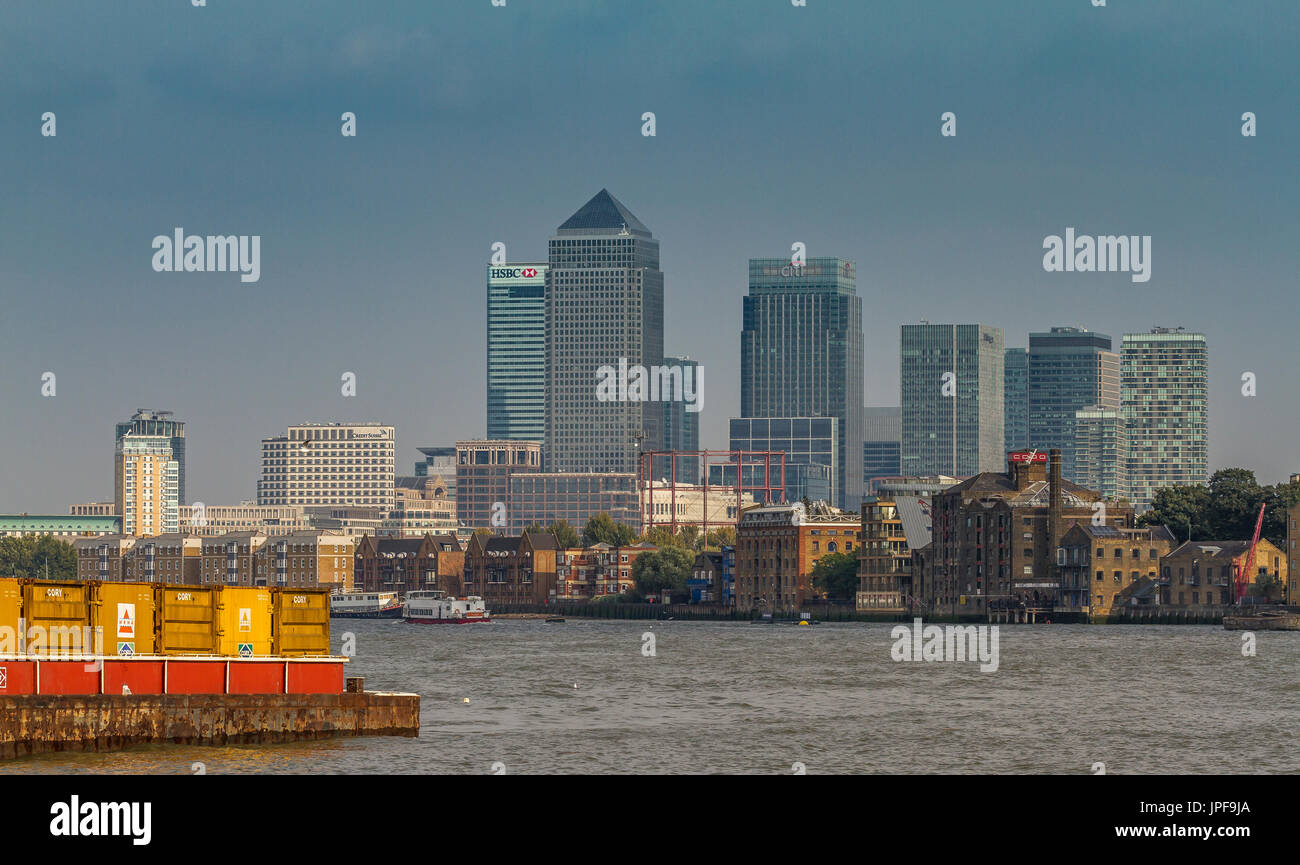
(257, 423), (397, 511)
(741, 258), (863, 510)
(661, 355), (701, 482)
(545, 189), (664, 474)
(1027, 327), (1119, 481)
(900, 323), (1004, 478)
(1004, 348), (1029, 450)
(1121, 328), (1209, 510)
(456, 439), (542, 530)
(487, 263), (547, 442)
(863, 406), (902, 490)
(729, 416), (837, 504)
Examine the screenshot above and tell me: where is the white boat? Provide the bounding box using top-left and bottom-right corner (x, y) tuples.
(330, 591), (403, 619)
(403, 590), (491, 624)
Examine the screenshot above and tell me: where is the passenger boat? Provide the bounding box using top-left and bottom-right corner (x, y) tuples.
(403, 590), (491, 624)
(330, 591), (403, 619)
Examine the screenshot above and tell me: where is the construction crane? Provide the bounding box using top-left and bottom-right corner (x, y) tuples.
(1235, 502), (1267, 604)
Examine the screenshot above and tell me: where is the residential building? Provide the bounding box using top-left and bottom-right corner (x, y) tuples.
(181, 503), (312, 537)
(74, 535), (137, 582)
(1027, 327), (1119, 481)
(456, 440), (543, 530)
(689, 550), (724, 604)
(252, 532), (353, 590)
(1159, 539), (1287, 606)
(734, 500), (860, 612)
(856, 495), (931, 612)
(1056, 523), (1176, 615)
(122, 533), (202, 584)
(115, 433), (180, 537)
(900, 323), (1004, 478)
(116, 410), (186, 505)
(198, 531), (267, 586)
(741, 258), (863, 509)
(487, 262), (547, 442)
(354, 533), (463, 596)
(1121, 328), (1209, 510)
(1004, 348), (1029, 450)
(545, 189), (664, 474)
(462, 531), (560, 606)
(1288, 503), (1300, 603)
(1073, 406), (1129, 502)
(257, 423), (397, 511)
(862, 407), (902, 491)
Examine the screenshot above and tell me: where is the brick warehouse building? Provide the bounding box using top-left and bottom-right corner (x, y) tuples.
(919, 449), (1135, 618)
(355, 533), (464, 596)
(735, 500), (860, 612)
(463, 531), (559, 605)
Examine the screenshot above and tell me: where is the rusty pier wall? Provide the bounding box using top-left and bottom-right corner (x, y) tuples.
(0, 691), (419, 759)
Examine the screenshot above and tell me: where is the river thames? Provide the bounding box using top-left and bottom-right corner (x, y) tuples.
(3, 619), (1297, 774)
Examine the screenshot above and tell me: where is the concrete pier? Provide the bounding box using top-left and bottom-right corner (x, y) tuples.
(0, 691), (419, 759)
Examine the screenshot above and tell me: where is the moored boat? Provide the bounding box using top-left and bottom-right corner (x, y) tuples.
(403, 590), (491, 624)
(330, 591), (404, 619)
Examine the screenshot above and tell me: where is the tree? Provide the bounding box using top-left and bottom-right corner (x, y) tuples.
(1138, 470), (1295, 548)
(522, 522), (544, 534)
(1139, 484), (1211, 541)
(1253, 572), (1284, 604)
(581, 513), (636, 547)
(810, 551), (859, 602)
(0, 536), (76, 580)
(641, 525), (684, 549)
(548, 520), (579, 549)
(1205, 469), (1265, 540)
(631, 546), (695, 598)
(705, 526), (736, 550)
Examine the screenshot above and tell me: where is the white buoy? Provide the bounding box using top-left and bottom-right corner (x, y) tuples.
(462, 697), (470, 704)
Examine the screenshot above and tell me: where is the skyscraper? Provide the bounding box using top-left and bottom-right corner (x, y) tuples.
(862, 406), (901, 490)
(487, 262), (547, 441)
(1027, 327), (1119, 481)
(1074, 405), (1128, 502)
(115, 433), (179, 537)
(900, 323), (1004, 478)
(1121, 328), (1209, 510)
(1004, 348), (1029, 450)
(740, 257), (863, 509)
(661, 355), (701, 482)
(116, 409), (185, 505)
(544, 189), (664, 473)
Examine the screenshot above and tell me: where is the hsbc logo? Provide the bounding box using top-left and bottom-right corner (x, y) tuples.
(490, 266), (543, 280)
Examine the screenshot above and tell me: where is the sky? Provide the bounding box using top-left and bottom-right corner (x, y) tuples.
(1, 0), (1297, 513)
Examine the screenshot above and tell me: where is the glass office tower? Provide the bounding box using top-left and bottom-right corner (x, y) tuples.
(1027, 327), (1119, 481)
(900, 323), (1004, 478)
(740, 258), (863, 509)
(487, 263), (547, 441)
(545, 189), (664, 474)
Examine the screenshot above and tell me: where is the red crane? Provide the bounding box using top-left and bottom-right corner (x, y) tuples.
(1235, 502), (1267, 604)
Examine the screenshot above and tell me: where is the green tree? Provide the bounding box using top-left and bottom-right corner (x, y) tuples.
(547, 520), (579, 549)
(1253, 572), (1284, 604)
(640, 525), (684, 549)
(1139, 484), (1211, 541)
(1205, 468), (1265, 540)
(0, 536), (76, 580)
(631, 546), (695, 598)
(705, 526), (736, 550)
(582, 513), (636, 547)
(522, 522), (544, 534)
(810, 551), (859, 602)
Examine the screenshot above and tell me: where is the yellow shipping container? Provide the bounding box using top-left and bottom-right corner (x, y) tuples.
(21, 580), (92, 655)
(155, 585), (218, 655)
(272, 587), (331, 656)
(0, 578), (22, 652)
(216, 586), (273, 656)
(92, 581), (157, 656)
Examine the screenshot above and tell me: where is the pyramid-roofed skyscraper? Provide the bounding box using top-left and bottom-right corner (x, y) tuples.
(545, 190), (664, 473)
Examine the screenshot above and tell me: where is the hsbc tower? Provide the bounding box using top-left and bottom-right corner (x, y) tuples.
(487, 262), (548, 442)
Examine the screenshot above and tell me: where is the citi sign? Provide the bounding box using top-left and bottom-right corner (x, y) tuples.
(490, 267), (541, 279)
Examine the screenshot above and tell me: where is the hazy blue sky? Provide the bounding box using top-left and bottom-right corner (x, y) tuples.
(2, 0), (1297, 512)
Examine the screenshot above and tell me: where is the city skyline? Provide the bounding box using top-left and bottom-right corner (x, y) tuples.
(2, 0), (1296, 512)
